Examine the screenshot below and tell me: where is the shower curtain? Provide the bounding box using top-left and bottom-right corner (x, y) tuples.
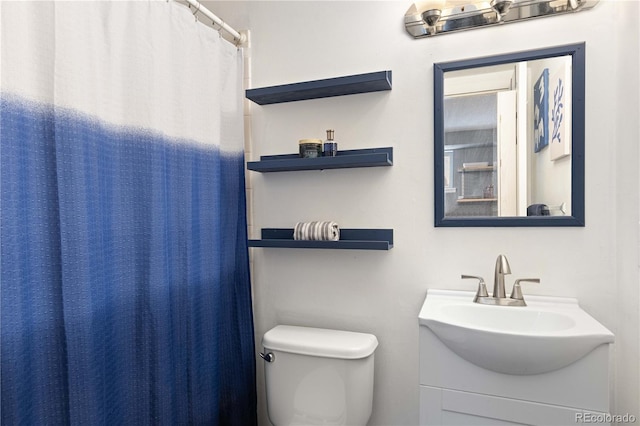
(1, 1), (256, 424)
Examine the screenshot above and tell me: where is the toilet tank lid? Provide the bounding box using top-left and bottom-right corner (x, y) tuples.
(262, 325), (378, 359)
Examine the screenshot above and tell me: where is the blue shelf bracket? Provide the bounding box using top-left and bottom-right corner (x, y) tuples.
(248, 228), (394, 250)
(247, 147), (393, 173)
(246, 70), (392, 105)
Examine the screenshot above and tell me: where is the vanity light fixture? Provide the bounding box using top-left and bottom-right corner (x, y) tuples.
(490, 0), (513, 20)
(405, 0), (599, 38)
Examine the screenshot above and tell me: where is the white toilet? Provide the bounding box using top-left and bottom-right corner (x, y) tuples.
(260, 325), (378, 426)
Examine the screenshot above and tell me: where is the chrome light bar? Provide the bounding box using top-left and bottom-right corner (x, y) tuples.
(404, 0), (599, 38)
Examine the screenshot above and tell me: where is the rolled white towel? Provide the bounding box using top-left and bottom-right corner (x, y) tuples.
(293, 221), (340, 241)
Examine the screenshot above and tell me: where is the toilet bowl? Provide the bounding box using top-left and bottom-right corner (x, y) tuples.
(261, 325), (378, 426)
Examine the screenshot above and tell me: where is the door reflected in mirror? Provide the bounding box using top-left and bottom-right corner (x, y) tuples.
(434, 44), (585, 227)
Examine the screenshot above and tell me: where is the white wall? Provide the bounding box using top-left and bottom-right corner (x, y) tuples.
(206, 1), (639, 424)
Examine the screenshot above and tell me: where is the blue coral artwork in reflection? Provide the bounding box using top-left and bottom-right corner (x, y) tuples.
(533, 68), (549, 153)
(551, 77), (564, 145)
(549, 62), (571, 161)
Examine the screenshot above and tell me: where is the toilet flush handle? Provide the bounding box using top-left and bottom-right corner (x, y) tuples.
(259, 352), (275, 363)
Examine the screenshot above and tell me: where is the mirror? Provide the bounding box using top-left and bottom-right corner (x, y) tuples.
(434, 43), (585, 227)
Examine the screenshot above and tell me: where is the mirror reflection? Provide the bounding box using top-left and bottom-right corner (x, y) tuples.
(434, 44), (585, 227)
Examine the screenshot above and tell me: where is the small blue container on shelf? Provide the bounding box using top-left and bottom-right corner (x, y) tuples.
(323, 129), (338, 157)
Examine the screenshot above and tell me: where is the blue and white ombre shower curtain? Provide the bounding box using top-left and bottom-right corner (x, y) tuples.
(1, 1), (256, 424)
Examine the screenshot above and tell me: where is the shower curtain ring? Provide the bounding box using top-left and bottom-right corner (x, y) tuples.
(193, 2), (201, 21)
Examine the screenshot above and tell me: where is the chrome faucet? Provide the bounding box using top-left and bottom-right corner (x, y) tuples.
(462, 254), (540, 307)
(493, 254), (511, 299)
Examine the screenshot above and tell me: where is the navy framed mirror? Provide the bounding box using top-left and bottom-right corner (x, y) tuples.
(434, 43), (585, 227)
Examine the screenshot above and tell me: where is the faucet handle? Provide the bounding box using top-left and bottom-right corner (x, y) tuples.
(510, 278), (540, 300)
(461, 275), (489, 300)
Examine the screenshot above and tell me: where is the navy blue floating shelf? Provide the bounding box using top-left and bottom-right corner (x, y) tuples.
(249, 228), (393, 250)
(247, 147), (393, 173)
(246, 71), (392, 105)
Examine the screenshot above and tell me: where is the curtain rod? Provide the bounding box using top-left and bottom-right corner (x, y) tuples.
(181, 0), (246, 46)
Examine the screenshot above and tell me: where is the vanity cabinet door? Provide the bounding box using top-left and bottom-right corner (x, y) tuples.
(419, 386), (603, 426)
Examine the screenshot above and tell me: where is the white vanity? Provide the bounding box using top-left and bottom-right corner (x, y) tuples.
(419, 289), (614, 426)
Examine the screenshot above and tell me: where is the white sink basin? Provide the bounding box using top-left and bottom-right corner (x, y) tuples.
(419, 290), (614, 375)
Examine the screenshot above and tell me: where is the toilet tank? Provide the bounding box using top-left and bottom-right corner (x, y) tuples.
(262, 325), (378, 426)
